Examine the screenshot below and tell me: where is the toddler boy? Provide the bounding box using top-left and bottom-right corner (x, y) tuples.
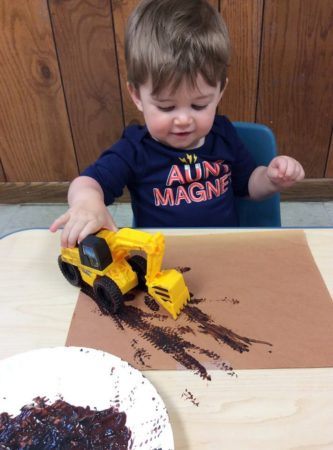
(50, 0), (304, 247)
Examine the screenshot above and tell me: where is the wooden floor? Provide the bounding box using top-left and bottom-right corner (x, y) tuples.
(1, 202), (333, 238)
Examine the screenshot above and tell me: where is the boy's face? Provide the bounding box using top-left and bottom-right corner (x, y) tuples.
(128, 74), (226, 149)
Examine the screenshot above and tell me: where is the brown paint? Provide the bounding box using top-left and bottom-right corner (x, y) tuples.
(81, 284), (272, 381)
(181, 389), (199, 407)
(0, 396), (131, 448)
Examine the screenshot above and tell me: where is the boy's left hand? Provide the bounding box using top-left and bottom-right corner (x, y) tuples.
(266, 156), (305, 188)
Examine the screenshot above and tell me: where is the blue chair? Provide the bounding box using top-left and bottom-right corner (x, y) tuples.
(233, 122), (281, 227)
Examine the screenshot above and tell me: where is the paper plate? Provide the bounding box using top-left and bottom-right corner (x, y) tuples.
(0, 346), (174, 450)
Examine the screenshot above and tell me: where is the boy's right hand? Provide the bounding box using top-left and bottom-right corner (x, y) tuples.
(49, 200), (117, 248)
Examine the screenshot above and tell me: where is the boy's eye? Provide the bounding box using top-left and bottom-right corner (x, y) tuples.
(192, 104), (207, 111)
(157, 106), (174, 112)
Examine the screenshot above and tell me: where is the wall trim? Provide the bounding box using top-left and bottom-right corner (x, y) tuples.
(0, 179), (332, 204)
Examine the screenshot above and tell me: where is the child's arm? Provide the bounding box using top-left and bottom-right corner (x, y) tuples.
(49, 176), (117, 248)
(248, 156), (305, 200)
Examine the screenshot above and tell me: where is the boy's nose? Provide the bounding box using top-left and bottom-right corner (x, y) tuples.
(174, 113), (193, 127)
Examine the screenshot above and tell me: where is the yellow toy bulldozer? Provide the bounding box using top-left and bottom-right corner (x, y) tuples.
(58, 228), (190, 319)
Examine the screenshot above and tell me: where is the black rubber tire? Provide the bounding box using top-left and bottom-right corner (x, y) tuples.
(93, 276), (124, 314)
(58, 255), (82, 287)
(128, 255), (147, 290)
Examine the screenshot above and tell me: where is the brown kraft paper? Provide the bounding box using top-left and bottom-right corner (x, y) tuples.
(66, 230), (333, 375)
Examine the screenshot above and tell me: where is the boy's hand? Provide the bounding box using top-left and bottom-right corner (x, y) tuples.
(49, 201), (117, 248)
(266, 156), (305, 188)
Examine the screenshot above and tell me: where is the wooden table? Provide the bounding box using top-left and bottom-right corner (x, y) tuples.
(1, 228), (333, 449)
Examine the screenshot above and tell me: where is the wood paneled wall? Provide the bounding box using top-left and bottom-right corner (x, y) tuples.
(219, 0), (263, 121)
(0, 0), (332, 190)
(0, 0), (78, 182)
(49, 0), (124, 172)
(256, 0), (333, 178)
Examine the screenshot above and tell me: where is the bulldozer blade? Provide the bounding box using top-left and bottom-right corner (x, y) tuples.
(147, 269), (190, 319)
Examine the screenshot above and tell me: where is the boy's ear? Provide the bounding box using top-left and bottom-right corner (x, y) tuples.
(127, 82), (143, 112)
(218, 77), (229, 102)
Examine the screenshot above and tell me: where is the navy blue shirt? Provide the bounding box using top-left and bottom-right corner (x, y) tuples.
(82, 115), (257, 227)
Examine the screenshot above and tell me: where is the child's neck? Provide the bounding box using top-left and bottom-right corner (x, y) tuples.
(152, 135), (205, 150)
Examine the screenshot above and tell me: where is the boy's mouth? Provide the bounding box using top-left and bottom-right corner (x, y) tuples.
(173, 131), (192, 137)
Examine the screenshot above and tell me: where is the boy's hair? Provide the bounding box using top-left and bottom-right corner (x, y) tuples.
(125, 0), (230, 95)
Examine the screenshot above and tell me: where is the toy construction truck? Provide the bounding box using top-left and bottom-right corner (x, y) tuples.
(58, 228), (190, 319)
